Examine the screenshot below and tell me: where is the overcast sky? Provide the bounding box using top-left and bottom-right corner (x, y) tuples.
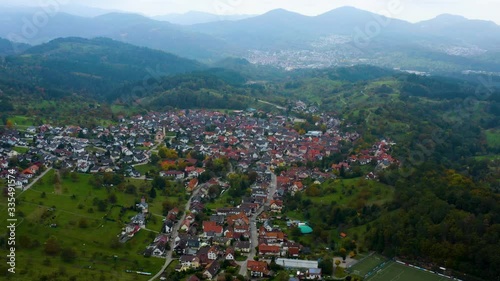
(3, 0), (500, 24)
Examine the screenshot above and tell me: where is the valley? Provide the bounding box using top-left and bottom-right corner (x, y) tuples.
(0, 3), (499, 281)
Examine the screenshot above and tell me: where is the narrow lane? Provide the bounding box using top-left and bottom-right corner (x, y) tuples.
(148, 187), (200, 281)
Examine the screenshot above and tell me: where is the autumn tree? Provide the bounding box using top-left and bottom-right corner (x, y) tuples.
(159, 147), (178, 160)
(6, 119), (14, 129)
(44, 236), (61, 256)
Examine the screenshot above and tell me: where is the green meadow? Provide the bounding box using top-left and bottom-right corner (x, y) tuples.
(0, 170), (184, 281)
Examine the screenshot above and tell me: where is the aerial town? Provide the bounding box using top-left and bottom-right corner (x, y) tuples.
(1, 107), (397, 280)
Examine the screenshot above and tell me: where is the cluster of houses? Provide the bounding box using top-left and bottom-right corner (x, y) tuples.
(172, 205), (256, 277)
(119, 196), (149, 243)
(333, 139), (398, 178)
(0, 122), (156, 187)
(1, 108), (400, 280)
(2, 109), (396, 193)
(0, 129), (42, 188)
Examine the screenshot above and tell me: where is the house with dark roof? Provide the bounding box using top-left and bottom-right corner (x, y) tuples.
(203, 260), (220, 280)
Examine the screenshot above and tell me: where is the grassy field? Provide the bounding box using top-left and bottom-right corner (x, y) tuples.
(205, 190), (235, 210)
(134, 163), (158, 175)
(486, 129), (500, 148)
(0, 170), (182, 281)
(348, 253), (388, 276)
(13, 146), (30, 154)
(303, 178), (394, 208)
(473, 154), (500, 161)
(366, 262), (450, 281)
(349, 255), (449, 281)
(9, 115), (35, 128)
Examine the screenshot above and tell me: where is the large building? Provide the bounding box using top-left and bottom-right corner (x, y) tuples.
(276, 258), (318, 269)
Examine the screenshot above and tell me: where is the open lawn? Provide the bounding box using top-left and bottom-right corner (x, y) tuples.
(13, 146), (29, 154)
(486, 129), (500, 148)
(205, 190), (235, 210)
(366, 261), (450, 281)
(134, 163), (158, 175)
(0, 170), (183, 281)
(303, 178), (394, 209)
(9, 115), (34, 127)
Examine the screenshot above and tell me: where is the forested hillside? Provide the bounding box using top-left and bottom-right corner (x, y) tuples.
(0, 37), (204, 99)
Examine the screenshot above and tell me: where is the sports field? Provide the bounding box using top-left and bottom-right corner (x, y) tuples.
(348, 253), (389, 276)
(366, 262), (450, 281)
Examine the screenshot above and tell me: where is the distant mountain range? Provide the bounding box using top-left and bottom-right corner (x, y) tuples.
(1, 6), (500, 72)
(0, 10), (236, 60)
(153, 11), (255, 25)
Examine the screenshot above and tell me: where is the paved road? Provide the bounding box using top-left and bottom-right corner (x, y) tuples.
(237, 169), (277, 276)
(148, 187), (200, 281)
(237, 212), (260, 276)
(17, 167), (53, 197)
(258, 100), (286, 110)
(267, 171), (277, 203)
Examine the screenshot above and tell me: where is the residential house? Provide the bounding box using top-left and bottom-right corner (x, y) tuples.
(203, 260), (220, 280)
(164, 220), (174, 234)
(178, 255), (200, 271)
(306, 268), (322, 280)
(234, 241), (251, 253)
(186, 178), (198, 192)
(225, 247), (235, 261)
(270, 200), (283, 213)
(149, 234), (169, 257)
(180, 219), (191, 231)
(207, 246), (219, 260)
(131, 213), (146, 226)
(196, 246), (210, 266)
(160, 170), (185, 180)
(247, 260), (270, 278)
(136, 196), (149, 213)
(259, 244), (280, 256)
(203, 221), (223, 238)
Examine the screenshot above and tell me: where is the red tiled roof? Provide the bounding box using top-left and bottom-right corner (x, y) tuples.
(203, 221), (223, 234)
(259, 244), (280, 253)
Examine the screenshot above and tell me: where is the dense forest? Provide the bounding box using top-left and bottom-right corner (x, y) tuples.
(0, 37), (203, 100)
(369, 165), (500, 280)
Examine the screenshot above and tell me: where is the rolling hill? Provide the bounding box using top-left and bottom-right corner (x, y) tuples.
(0, 37), (30, 56)
(0, 37), (205, 99)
